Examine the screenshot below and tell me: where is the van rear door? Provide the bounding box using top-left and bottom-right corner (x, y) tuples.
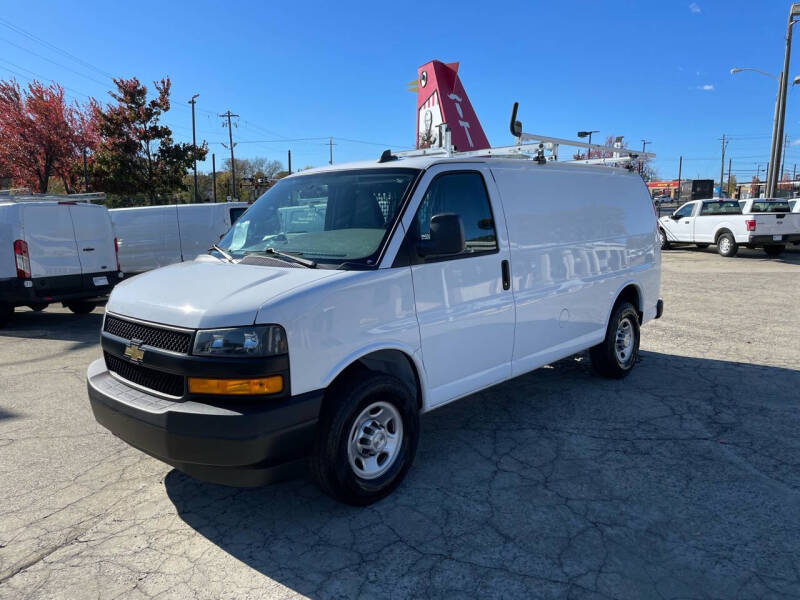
(21, 204), (82, 283)
(68, 204), (117, 286)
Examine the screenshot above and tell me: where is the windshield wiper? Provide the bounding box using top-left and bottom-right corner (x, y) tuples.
(210, 244), (234, 262)
(247, 247), (317, 269)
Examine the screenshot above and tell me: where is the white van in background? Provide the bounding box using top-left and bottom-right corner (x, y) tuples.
(0, 199), (122, 326)
(109, 202), (249, 274)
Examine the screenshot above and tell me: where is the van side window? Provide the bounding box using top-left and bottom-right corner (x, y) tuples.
(411, 172), (498, 259)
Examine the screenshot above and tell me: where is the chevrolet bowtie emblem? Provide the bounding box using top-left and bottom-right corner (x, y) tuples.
(124, 342), (145, 362)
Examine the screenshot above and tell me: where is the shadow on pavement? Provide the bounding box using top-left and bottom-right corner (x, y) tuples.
(165, 351), (800, 599)
(0, 308), (103, 348)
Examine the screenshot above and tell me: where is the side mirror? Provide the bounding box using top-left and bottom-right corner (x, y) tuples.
(670, 213), (681, 220)
(418, 213), (466, 257)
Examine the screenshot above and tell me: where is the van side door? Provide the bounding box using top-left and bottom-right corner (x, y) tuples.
(398, 165), (515, 407)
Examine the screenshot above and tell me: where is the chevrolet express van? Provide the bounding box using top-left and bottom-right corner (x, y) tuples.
(109, 202), (249, 275)
(0, 199), (122, 326)
(87, 156), (663, 505)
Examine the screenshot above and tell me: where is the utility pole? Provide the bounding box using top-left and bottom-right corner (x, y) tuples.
(189, 94), (200, 202)
(727, 158), (732, 197)
(781, 134), (789, 181)
(719, 134), (728, 197)
(82, 147), (88, 192)
(329, 137), (333, 165)
(212, 153), (217, 203)
(676, 155), (682, 202)
(288, 149), (292, 175)
(219, 110), (239, 199)
(756, 163), (762, 182)
(640, 140), (651, 176)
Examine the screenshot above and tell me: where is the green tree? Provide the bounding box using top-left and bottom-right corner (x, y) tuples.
(92, 77), (207, 204)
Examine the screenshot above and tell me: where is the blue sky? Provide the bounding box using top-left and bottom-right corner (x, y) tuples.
(2, 0), (800, 182)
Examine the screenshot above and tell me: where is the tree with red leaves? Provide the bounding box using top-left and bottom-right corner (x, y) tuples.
(0, 79), (97, 193)
(91, 77), (207, 204)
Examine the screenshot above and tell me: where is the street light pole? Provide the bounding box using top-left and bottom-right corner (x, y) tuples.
(188, 94), (199, 202)
(640, 140), (651, 176)
(577, 130), (599, 160)
(769, 3), (800, 197)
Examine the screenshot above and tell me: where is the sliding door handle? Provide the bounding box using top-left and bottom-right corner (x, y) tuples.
(501, 259), (510, 291)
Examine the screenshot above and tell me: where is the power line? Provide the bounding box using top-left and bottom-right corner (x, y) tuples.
(0, 36), (111, 88)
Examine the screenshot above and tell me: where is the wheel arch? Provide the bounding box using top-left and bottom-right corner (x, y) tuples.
(606, 282), (643, 328)
(322, 345), (425, 411)
(714, 227), (734, 243)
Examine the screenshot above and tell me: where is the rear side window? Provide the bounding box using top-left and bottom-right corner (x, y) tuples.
(412, 172), (498, 256)
(229, 207), (247, 223)
(700, 201), (741, 215)
(750, 201), (790, 213)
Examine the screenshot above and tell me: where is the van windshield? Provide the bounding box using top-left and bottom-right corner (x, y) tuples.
(218, 168), (419, 267)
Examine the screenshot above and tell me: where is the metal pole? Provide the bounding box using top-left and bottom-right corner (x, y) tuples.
(82, 147), (88, 192)
(288, 149), (292, 174)
(329, 137), (333, 165)
(587, 132), (593, 159)
(212, 153), (217, 203)
(677, 155), (682, 201)
(727, 158), (732, 196)
(781, 134), (789, 180)
(767, 73), (783, 197)
(718, 134), (726, 196)
(770, 5), (800, 197)
(189, 94), (199, 202)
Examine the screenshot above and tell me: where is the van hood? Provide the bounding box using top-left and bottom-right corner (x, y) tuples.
(107, 257), (343, 329)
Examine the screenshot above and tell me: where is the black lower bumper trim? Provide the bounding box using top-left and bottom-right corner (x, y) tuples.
(749, 234), (800, 245)
(87, 358), (322, 487)
(0, 271), (121, 306)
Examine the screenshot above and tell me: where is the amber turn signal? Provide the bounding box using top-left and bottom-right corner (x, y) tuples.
(188, 375), (283, 395)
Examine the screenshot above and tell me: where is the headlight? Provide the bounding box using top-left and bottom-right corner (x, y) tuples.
(193, 325), (287, 357)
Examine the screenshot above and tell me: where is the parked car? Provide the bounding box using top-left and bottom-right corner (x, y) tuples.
(87, 156), (663, 505)
(109, 202), (249, 275)
(0, 199), (122, 326)
(658, 198), (800, 257)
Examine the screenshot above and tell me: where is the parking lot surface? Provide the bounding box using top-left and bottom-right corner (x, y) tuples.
(1, 248), (799, 599)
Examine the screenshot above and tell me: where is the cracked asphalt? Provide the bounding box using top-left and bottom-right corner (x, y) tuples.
(1, 247), (799, 599)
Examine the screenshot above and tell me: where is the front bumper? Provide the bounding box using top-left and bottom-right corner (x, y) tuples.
(87, 358), (322, 486)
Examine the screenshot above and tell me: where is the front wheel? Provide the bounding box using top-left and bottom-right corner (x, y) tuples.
(65, 301), (95, 315)
(590, 302), (640, 379)
(310, 373), (419, 505)
(764, 244), (785, 257)
(658, 229), (670, 250)
(716, 233), (738, 257)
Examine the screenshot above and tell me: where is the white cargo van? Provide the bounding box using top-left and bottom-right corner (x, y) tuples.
(87, 149), (662, 505)
(0, 199), (122, 326)
(109, 202), (249, 274)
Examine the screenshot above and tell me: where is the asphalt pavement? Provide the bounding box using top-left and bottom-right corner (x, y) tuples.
(1, 247), (799, 599)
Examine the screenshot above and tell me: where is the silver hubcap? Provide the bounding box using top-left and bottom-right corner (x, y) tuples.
(347, 401), (403, 480)
(720, 238), (730, 253)
(615, 317), (635, 365)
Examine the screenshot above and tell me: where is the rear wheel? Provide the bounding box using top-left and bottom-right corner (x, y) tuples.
(695, 243), (709, 249)
(764, 244), (785, 257)
(310, 373), (419, 505)
(658, 229), (670, 250)
(27, 302), (48, 312)
(716, 233), (738, 257)
(65, 301), (95, 315)
(0, 303), (13, 328)
(590, 302), (640, 379)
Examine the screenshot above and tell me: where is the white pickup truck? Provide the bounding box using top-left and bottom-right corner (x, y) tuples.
(658, 198), (800, 257)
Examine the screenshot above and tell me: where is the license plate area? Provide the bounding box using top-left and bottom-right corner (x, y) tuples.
(93, 276), (109, 286)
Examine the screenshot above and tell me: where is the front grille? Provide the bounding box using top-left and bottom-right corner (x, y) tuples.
(104, 316), (192, 354)
(104, 352), (185, 397)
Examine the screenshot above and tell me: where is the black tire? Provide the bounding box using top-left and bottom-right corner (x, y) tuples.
(65, 301), (95, 315)
(0, 303), (12, 328)
(716, 232), (738, 257)
(27, 302), (48, 312)
(658, 229), (670, 250)
(764, 244), (785, 257)
(590, 301), (640, 379)
(695, 243), (710, 249)
(310, 373), (419, 505)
